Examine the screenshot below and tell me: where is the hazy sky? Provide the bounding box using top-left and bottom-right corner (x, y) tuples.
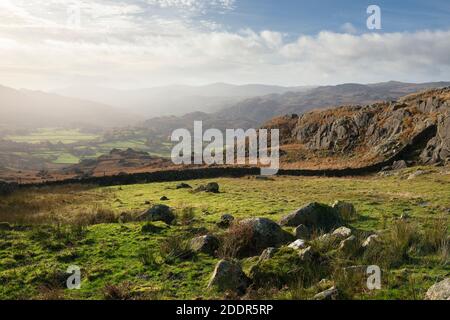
(1, 0), (450, 90)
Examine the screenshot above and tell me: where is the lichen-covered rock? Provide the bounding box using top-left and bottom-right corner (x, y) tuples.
(208, 260), (249, 294)
(191, 235), (220, 256)
(288, 239), (307, 250)
(314, 286), (339, 300)
(237, 218), (294, 256)
(294, 224), (310, 239)
(280, 202), (341, 232)
(138, 204), (175, 225)
(196, 182), (220, 193)
(425, 278), (450, 300)
(420, 113), (450, 164)
(362, 234), (380, 249)
(339, 235), (359, 256)
(332, 226), (352, 239)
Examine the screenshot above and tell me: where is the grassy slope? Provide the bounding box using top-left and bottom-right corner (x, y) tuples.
(0, 167), (449, 300)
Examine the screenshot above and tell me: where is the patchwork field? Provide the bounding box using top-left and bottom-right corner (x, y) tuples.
(0, 166), (448, 300)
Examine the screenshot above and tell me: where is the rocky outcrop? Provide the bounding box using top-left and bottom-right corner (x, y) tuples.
(420, 113), (450, 164)
(263, 87), (450, 167)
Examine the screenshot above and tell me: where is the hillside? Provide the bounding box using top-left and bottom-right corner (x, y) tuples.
(217, 81), (450, 126)
(0, 85), (138, 130)
(264, 87), (450, 169)
(139, 81), (450, 136)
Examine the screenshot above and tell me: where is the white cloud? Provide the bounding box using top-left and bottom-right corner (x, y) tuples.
(341, 22), (357, 34)
(0, 0), (449, 89)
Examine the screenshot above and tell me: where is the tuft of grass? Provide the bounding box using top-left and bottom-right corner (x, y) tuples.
(177, 207), (196, 226)
(159, 235), (194, 264)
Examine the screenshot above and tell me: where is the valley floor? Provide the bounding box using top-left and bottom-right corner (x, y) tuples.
(0, 166), (449, 300)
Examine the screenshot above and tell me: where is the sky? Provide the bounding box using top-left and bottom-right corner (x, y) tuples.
(1, 0), (450, 90)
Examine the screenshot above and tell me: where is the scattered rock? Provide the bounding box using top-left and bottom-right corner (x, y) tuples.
(279, 202), (341, 232)
(258, 247), (277, 262)
(191, 235), (220, 256)
(332, 226), (352, 239)
(362, 234), (380, 249)
(314, 287), (338, 300)
(407, 170), (427, 180)
(160, 196), (169, 201)
(195, 182), (220, 193)
(288, 239), (307, 250)
(208, 260), (249, 294)
(425, 278), (450, 300)
(332, 201), (357, 221)
(176, 183), (192, 189)
(294, 224), (310, 239)
(138, 204), (175, 225)
(339, 235), (359, 256)
(238, 218), (294, 256)
(217, 214), (235, 229)
(392, 160), (408, 170)
(0, 222), (12, 231)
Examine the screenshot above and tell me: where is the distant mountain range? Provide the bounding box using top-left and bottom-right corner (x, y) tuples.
(0, 85), (138, 130)
(142, 81), (450, 135)
(53, 83), (313, 118)
(2, 81), (450, 135)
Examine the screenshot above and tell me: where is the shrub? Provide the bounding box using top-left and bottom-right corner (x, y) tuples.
(137, 248), (162, 268)
(103, 282), (134, 300)
(417, 216), (448, 256)
(217, 221), (254, 259)
(363, 220), (419, 268)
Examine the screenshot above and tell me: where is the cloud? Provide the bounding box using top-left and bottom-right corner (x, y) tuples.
(146, 0), (235, 13)
(0, 0), (450, 89)
(340, 22), (357, 34)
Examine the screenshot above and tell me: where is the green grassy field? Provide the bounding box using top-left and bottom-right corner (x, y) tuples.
(5, 128), (100, 144)
(0, 167), (448, 300)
